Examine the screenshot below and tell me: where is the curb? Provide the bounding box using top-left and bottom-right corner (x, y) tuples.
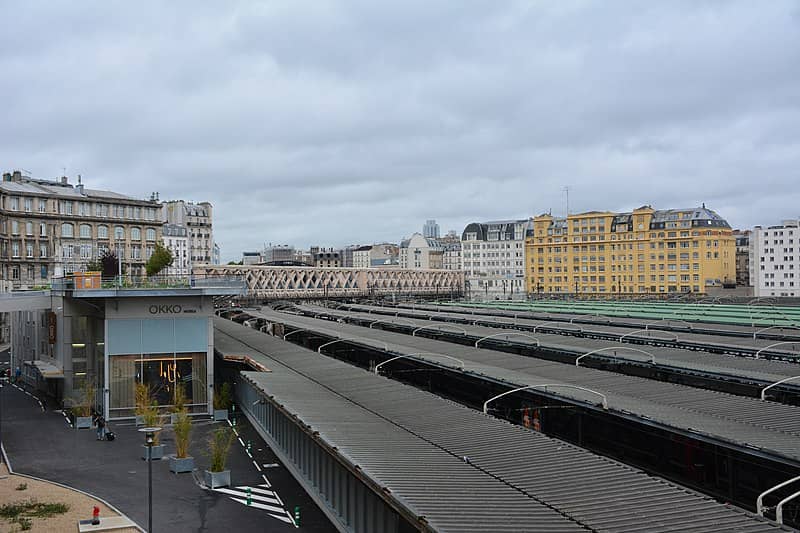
(1, 443), (145, 532)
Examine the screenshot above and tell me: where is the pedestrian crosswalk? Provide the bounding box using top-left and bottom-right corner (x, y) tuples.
(214, 484), (294, 524)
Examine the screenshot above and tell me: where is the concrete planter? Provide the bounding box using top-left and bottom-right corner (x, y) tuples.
(204, 469), (230, 489)
(141, 444), (165, 461)
(213, 409), (228, 422)
(75, 416), (93, 429)
(169, 455), (195, 473)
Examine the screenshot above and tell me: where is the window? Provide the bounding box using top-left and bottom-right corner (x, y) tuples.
(115, 226), (124, 240)
(131, 227), (141, 241)
(11, 221), (19, 235)
(26, 243), (33, 258)
(146, 228), (156, 241)
(24, 198), (32, 212)
(10, 197), (19, 211)
(39, 223), (46, 237)
(38, 199), (47, 213)
(98, 225), (108, 239)
(40, 244), (48, 258)
(11, 242), (19, 257)
(61, 223), (74, 238)
(79, 224), (92, 239)
(25, 222), (33, 235)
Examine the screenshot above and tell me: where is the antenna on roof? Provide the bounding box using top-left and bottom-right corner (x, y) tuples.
(702, 202), (706, 209)
(563, 186), (570, 217)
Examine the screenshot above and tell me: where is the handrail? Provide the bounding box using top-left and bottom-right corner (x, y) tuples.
(761, 375), (800, 400)
(758, 475), (800, 516)
(753, 325), (800, 340)
(482, 384), (608, 413)
(477, 316), (516, 327)
(570, 313), (610, 324)
(576, 346), (655, 367)
(619, 329), (678, 343)
(475, 332), (540, 348)
(369, 318), (417, 329)
(374, 352), (465, 374)
(644, 318), (693, 331)
(317, 337), (389, 353)
(755, 341), (800, 360)
(412, 324), (468, 337)
(283, 329), (306, 340)
(777, 489), (800, 525)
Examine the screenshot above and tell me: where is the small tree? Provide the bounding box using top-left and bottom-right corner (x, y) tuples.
(85, 258), (102, 272)
(146, 241), (173, 277)
(100, 249), (123, 279)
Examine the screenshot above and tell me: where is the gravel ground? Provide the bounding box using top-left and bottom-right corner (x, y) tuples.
(0, 463), (139, 533)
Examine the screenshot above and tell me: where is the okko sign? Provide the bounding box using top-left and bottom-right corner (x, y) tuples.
(148, 304), (184, 314)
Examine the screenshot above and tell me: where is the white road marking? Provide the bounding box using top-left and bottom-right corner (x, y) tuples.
(228, 498), (293, 523)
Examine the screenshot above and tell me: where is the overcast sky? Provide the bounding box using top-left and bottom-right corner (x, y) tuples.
(2, 1), (799, 261)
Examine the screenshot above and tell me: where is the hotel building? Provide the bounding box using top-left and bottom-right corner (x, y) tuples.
(525, 206), (735, 295)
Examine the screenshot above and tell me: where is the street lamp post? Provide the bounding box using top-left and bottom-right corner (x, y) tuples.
(139, 427), (162, 533)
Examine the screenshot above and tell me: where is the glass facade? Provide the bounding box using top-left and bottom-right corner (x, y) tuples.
(107, 317), (209, 418)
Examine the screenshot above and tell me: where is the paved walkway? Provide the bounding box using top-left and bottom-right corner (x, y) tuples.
(1, 382), (336, 533)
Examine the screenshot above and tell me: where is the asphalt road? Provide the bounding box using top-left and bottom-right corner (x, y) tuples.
(1, 382), (337, 533)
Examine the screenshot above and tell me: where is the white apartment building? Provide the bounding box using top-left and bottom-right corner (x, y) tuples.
(162, 200), (215, 265)
(749, 220), (800, 297)
(162, 223), (190, 276)
(461, 219), (531, 300)
(353, 245), (372, 269)
(400, 233), (443, 269)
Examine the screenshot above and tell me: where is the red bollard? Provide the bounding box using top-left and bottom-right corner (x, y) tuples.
(92, 506), (100, 525)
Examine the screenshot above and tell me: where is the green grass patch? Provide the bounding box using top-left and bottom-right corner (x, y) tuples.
(0, 499), (70, 530)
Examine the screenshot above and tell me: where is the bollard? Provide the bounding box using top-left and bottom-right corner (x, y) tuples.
(246, 487), (252, 506)
(92, 506), (100, 525)
(294, 506), (301, 526)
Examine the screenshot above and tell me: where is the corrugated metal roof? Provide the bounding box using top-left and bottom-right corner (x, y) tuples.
(215, 318), (787, 532)
(302, 303), (800, 384)
(249, 309), (800, 465)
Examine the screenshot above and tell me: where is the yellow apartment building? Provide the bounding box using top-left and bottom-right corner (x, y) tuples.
(525, 205), (736, 295)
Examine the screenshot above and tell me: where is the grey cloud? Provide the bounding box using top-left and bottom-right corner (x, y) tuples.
(1, 1), (799, 260)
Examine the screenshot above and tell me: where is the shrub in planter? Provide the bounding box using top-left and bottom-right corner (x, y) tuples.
(72, 382), (95, 429)
(137, 384), (165, 460)
(213, 382), (232, 421)
(169, 410), (194, 473)
(204, 427), (234, 488)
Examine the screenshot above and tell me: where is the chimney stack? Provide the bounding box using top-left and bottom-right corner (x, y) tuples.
(12, 170), (22, 182)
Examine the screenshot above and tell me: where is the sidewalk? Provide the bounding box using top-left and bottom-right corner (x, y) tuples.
(1, 383), (336, 532)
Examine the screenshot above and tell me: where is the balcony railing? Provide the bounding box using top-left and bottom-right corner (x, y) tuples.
(51, 274), (245, 291)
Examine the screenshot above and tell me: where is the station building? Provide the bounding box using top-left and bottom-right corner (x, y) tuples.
(8, 275), (243, 420)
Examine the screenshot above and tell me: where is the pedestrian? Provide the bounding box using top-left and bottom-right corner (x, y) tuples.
(94, 412), (107, 441)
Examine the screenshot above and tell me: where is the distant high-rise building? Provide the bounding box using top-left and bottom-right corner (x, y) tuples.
(423, 219), (440, 239)
(261, 244), (296, 265)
